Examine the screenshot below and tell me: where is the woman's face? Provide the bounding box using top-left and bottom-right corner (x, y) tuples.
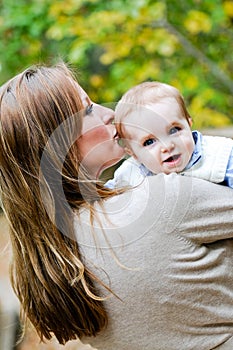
(76, 87), (125, 178)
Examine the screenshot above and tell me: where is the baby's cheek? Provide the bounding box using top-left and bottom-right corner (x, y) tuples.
(142, 151), (155, 167)
(135, 148), (146, 162)
(185, 137), (195, 155)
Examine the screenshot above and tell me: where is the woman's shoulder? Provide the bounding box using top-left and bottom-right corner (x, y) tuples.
(141, 173), (233, 220)
(146, 172), (233, 196)
(105, 173), (233, 213)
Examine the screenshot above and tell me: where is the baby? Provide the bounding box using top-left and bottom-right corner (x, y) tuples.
(105, 82), (233, 188)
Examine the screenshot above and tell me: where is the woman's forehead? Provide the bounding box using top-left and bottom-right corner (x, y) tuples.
(75, 82), (92, 109)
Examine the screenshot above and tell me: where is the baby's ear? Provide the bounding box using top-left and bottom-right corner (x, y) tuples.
(188, 117), (193, 127)
(124, 146), (137, 159)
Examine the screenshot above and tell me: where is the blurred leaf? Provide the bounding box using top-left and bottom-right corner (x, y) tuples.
(0, 0), (232, 129)
(223, 1), (233, 17)
(184, 10), (212, 34)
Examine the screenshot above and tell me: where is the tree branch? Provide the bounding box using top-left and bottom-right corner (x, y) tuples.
(151, 20), (233, 94)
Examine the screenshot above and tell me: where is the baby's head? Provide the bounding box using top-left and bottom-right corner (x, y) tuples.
(115, 82), (195, 174)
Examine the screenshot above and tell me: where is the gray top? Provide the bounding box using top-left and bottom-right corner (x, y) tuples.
(74, 173), (233, 350)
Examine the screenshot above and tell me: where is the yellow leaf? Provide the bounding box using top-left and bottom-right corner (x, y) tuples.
(223, 1), (233, 17)
(189, 92), (231, 129)
(139, 2), (166, 21)
(29, 41), (42, 55)
(170, 79), (182, 92)
(101, 89), (116, 102)
(142, 28), (178, 56)
(185, 76), (199, 89)
(189, 95), (204, 112)
(135, 62), (160, 81)
(184, 10), (212, 34)
(90, 75), (104, 88)
(100, 51), (116, 65)
(46, 26), (64, 40)
(157, 40), (176, 56)
(49, 0), (83, 16)
(192, 108), (231, 129)
(68, 41), (86, 62)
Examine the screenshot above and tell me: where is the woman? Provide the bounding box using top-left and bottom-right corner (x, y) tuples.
(0, 63), (233, 350)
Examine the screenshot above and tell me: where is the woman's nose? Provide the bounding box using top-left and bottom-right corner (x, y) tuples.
(109, 122), (117, 137)
(102, 111), (115, 125)
(93, 103), (115, 125)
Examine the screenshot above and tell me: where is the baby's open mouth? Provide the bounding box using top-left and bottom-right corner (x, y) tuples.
(164, 154), (181, 163)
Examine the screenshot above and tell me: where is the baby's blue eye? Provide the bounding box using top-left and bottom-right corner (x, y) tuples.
(169, 126), (181, 135)
(143, 138), (155, 146)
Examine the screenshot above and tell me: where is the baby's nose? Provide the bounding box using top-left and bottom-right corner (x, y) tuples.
(161, 141), (175, 153)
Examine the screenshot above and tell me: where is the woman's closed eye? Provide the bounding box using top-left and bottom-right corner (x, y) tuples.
(143, 138), (156, 147)
(169, 126), (181, 135)
(85, 104), (93, 115)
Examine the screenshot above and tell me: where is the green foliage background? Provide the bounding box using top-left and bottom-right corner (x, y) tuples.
(0, 0), (232, 129)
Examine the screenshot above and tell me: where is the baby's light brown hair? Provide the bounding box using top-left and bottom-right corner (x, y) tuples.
(115, 81), (192, 141)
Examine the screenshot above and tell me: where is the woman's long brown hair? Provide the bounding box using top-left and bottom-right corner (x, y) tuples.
(0, 62), (115, 344)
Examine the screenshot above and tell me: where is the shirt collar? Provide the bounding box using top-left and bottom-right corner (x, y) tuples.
(185, 130), (202, 170)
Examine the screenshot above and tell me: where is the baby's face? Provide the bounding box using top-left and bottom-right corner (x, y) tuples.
(122, 98), (195, 174)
